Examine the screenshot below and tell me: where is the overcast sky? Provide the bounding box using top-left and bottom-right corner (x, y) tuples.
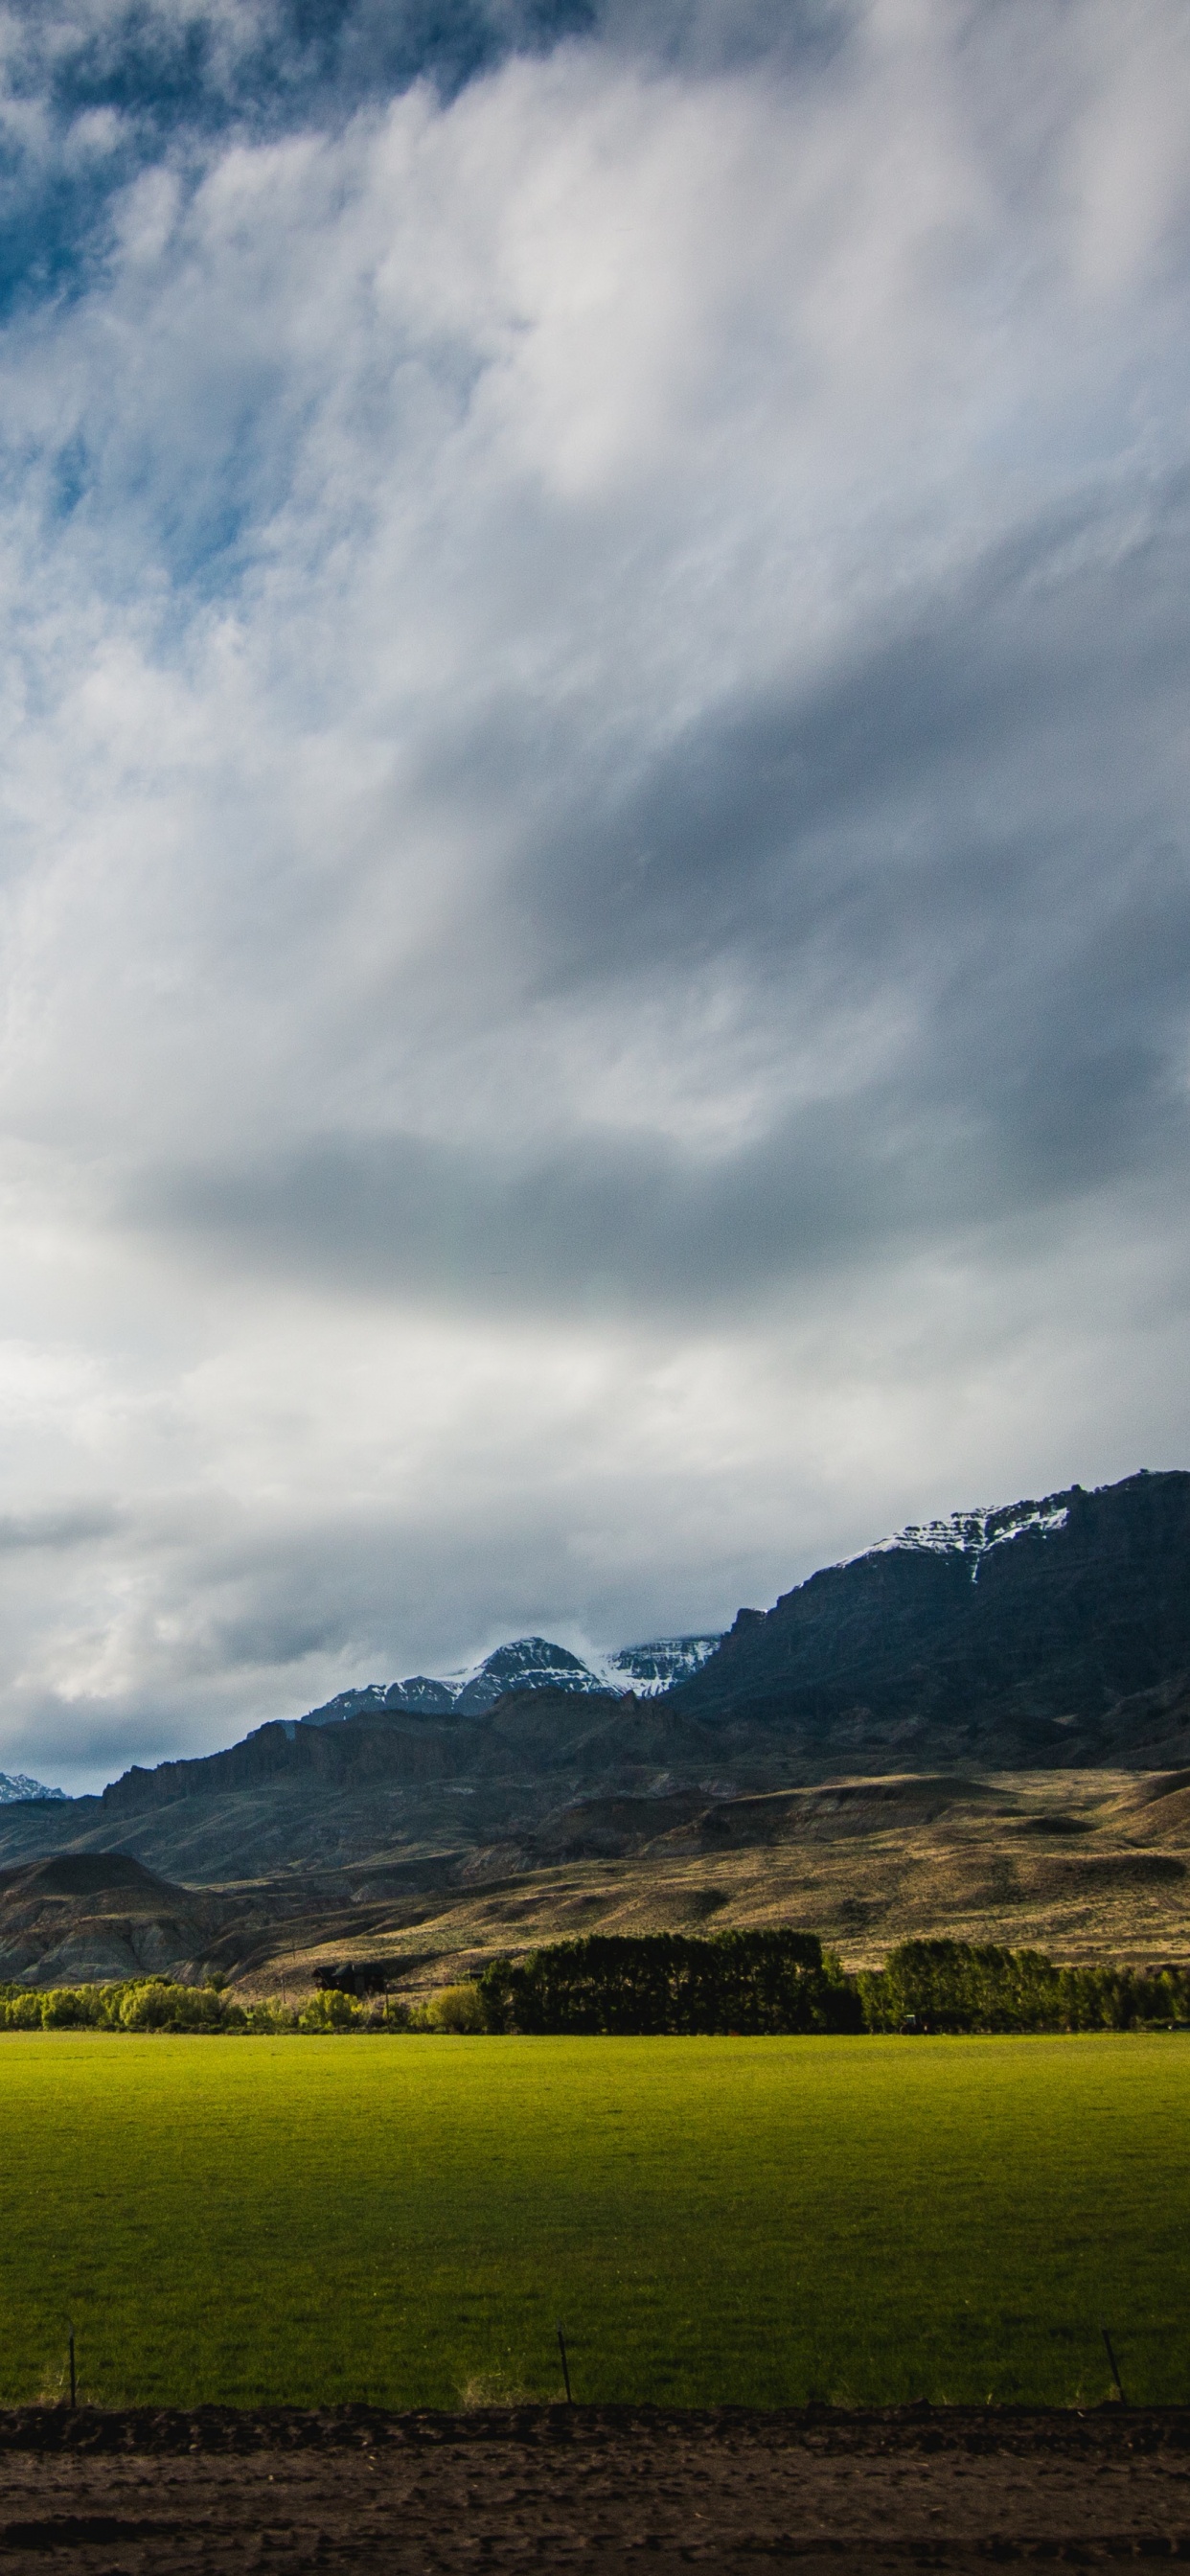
(1, 0), (1188, 1790)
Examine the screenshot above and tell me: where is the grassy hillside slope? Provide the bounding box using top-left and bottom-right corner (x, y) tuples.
(0, 1765), (1185, 1992)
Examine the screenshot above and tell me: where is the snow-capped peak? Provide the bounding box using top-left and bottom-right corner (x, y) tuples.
(298, 1631), (723, 1725)
(0, 1771), (66, 1803)
(446, 1638), (597, 1714)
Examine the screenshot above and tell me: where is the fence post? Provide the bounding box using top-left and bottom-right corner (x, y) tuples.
(1101, 2326), (1126, 2404)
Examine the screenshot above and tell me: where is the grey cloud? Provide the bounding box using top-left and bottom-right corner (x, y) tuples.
(146, 479), (1190, 1319)
(592, 0), (852, 79)
(514, 486), (1190, 993)
(0, 1504), (124, 1552)
(127, 1047), (1187, 1321)
(129, 1116), (924, 1315)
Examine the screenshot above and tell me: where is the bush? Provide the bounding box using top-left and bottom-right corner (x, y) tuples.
(1, 1990), (46, 2030)
(39, 1988), (96, 2029)
(299, 1988), (363, 2033)
(365, 1995), (410, 2031)
(0, 1978), (300, 2033)
(424, 1982), (486, 2034)
(139, 1983), (244, 2032)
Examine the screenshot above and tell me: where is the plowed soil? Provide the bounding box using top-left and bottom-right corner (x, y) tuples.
(0, 2406), (1185, 2572)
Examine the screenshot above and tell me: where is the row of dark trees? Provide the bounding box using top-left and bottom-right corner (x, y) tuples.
(476, 1932), (1190, 2035)
(478, 1931), (862, 2035)
(857, 1939), (1190, 2033)
(3, 1937), (1187, 2035)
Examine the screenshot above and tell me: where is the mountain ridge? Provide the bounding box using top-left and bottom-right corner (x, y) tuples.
(296, 1632), (723, 1725)
(0, 1469), (1187, 1985)
(670, 1471), (1190, 1746)
(0, 1471), (1187, 1899)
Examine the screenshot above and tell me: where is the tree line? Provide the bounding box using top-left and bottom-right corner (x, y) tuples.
(476, 1930), (862, 2033)
(0, 1979), (306, 2032)
(856, 1938), (1190, 2034)
(476, 1932), (1190, 2035)
(0, 1977), (473, 2033)
(1, 1935), (1187, 2034)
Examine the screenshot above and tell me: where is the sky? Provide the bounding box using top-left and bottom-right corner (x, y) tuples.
(1, 0), (1189, 1792)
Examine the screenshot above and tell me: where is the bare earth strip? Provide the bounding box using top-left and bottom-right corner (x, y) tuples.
(0, 2408), (1186, 2572)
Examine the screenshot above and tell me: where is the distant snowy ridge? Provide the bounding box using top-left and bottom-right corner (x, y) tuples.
(274, 1506), (1087, 1736)
(297, 1631), (722, 1727)
(0, 1771), (65, 1803)
(598, 1637), (725, 1694)
(865, 1495), (1071, 1581)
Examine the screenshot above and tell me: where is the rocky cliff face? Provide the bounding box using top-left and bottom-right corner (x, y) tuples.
(669, 1470), (1190, 1757)
(602, 1638), (724, 1693)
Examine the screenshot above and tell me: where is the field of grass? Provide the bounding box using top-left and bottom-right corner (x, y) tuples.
(0, 2033), (1186, 2411)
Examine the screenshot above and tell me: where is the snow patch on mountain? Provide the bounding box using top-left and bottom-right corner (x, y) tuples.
(596, 1637), (723, 1695)
(866, 1495), (1071, 1580)
(0, 1771), (65, 1803)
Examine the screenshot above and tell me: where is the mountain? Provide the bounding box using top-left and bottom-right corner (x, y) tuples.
(3, 1466), (1185, 1892)
(0, 1471), (1187, 1985)
(279, 1479), (1190, 1760)
(0, 1771), (65, 1804)
(668, 1470), (1190, 1764)
(296, 1633), (722, 1726)
(0, 1683), (735, 1889)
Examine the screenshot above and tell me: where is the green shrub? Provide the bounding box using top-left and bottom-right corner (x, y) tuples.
(241, 1999), (298, 2033)
(117, 1981), (244, 2033)
(1, 1992), (46, 2031)
(424, 1981), (486, 2033)
(299, 1988), (363, 2034)
(0, 1978), (271, 2033)
(39, 1989), (95, 2029)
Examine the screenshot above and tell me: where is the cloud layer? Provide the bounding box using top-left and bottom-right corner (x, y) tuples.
(0, 0), (1188, 1786)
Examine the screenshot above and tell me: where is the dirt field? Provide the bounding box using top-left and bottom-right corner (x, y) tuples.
(0, 2406), (1185, 2571)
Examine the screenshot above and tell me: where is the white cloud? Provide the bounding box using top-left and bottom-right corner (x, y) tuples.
(0, 0), (1188, 1784)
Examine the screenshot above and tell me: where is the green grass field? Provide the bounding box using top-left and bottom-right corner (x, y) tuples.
(1, 2033), (1186, 2410)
